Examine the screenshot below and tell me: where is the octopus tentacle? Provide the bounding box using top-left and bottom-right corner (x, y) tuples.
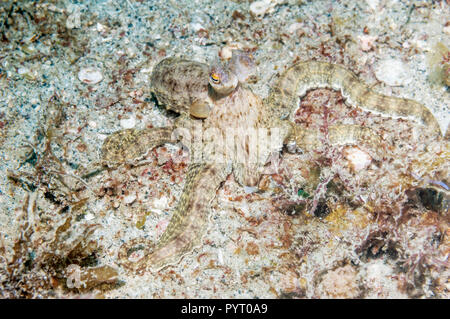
(266, 61), (441, 137)
(101, 127), (176, 165)
(119, 163), (228, 273)
(287, 123), (385, 159)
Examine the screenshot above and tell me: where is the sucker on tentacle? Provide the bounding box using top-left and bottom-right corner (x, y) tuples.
(266, 61), (442, 137)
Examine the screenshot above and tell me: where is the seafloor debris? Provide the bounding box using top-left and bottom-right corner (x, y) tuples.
(78, 67), (104, 85)
(0, 0), (448, 299)
(0, 91), (119, 298)
(0, 192), (119, 298)
(315, 264), (360, 298)
(249, 0), (281, 20)
(374, 59), (412, 86)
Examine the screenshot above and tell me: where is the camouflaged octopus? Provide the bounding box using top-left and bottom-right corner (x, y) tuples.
(101, 50), (442, 273)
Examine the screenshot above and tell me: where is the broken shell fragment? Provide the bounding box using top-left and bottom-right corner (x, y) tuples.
(190, 100), (211, 119)
(219, 42), (243, 60)
(78, 67), (103, 84)
(249, 0), (277, 20)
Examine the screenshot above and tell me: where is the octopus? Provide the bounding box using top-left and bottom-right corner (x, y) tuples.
(101, 50), (442, 273)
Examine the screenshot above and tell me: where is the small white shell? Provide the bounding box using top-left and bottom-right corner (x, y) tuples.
(84, 212), (95, 221)
(124, 193), (137, 205)
(287, 22), (303, 34)
(249, 0), (277, 20)
(78, 67), (103, 84)
(120, 116), (136, 129)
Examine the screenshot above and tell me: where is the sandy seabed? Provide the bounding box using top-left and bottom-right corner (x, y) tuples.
(0, 0), (448, 298)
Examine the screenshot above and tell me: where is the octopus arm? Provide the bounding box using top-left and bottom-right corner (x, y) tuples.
(287, 123), (385, 160)
(120, 163), (228, 273)
(101, 127), (176, 165)
(267, 61), (442, 137)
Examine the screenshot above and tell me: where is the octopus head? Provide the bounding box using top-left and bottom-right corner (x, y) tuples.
(209, 64), (238, 95)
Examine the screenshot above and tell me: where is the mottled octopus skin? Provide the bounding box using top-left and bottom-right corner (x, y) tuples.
(103, 58), (441, 273)
(266, 61), (442, 137)
(288, 124), (386, 160)
(119, 163), (228, 272)
(102, 127), (176, 164)
(150, 57), (211, 116)
(117, 84), (283, 272)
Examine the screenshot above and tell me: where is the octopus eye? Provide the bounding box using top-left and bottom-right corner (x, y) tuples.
(210, 72), (221, 84)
